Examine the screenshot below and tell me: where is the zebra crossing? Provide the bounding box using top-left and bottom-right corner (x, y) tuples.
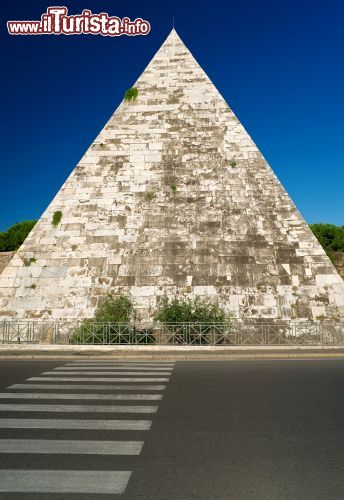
(0, 360), (175, 495)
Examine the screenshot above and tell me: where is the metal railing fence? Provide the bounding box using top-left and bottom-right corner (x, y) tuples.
(0, 320), (343, 345)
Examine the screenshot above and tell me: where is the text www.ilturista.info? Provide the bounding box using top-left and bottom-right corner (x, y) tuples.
(7, 6), (151, 36)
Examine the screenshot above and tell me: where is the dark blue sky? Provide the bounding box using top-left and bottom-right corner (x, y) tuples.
(1, 0), (343, 231)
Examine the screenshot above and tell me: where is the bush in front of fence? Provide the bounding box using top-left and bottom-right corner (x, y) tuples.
(70, 294), (136, 344)
(69, 294), (157, 344)
(69, 294), (234, 345)
(154, 296), (228, 323)
(70, 323), (157, 345)
(154, 296), (232, 344)
(92, 294), (133, 323)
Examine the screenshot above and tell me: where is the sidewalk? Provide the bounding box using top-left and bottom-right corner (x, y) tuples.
(1, 344), (344, 360)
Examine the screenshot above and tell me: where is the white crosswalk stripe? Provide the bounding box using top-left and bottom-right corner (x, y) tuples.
(0, 403), (158, 413)
(0, 360), (176, 495)
(0, 392), (162, 400)
(0, 470), (132, 494)
(42, 370), (172, 375)
(9, 383), (166, 390)
(28, 376), (170, 382)
(57, 366), (172, 375)
(0, 439), (144, 455)
(67, 362), (175, 366)
(59, 365), (173, 372)
(0, 418), (152, 430)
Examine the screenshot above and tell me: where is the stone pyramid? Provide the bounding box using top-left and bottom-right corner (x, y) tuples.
(1, 29), (343, 322)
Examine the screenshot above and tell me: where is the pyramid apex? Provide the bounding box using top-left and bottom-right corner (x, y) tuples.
(160, 27), (187, 51)
(166, 27), (183, 41)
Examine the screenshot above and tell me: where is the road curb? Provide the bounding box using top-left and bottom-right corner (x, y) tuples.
(0, 344), (344, 360)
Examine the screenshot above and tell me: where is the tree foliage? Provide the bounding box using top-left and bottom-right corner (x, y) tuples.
(0, 220), (37, 252)
(310, 224), (344, 253)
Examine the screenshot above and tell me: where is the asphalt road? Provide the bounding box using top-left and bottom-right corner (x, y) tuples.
(0, 359), (343, 499)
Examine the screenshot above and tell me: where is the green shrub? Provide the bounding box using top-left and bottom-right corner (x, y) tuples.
(154, 296), (231, 345)
(0, 220), (37, 251)
(154, 296), (228, 323)
(70, 294), (134, 344)
(70, 323), (157, 345)
(170, 184), (177, 193)
(70, 321), (132, 344)
(124, 87), (138, 102)
(94, 294), (133, 323)
(52, 211), (62, 227)
(229, 158), (236, 168)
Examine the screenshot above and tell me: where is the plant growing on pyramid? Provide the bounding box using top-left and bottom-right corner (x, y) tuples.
(52, 211), (62, 227)
(21, 256), (37, 267)
(144, 191), (155, 202)
(124, 87), (138, 102)
(229, 157), (236, 168)
(315, 315), (327, 321)
(170, 184), (177, 193)
(315, 314), (340, 323)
